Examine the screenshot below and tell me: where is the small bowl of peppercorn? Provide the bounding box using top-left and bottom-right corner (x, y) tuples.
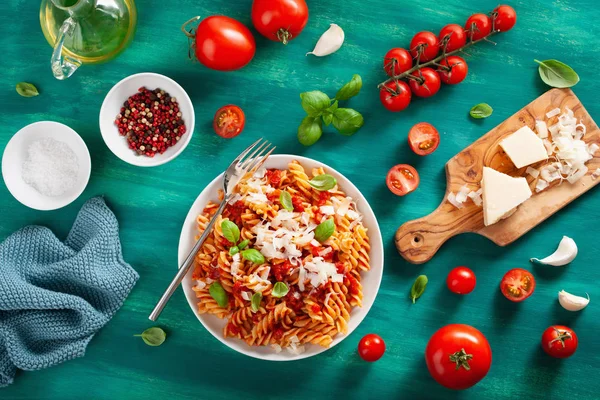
(99, 72), (195, 167)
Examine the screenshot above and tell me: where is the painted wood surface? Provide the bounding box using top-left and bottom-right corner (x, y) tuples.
(1, 0), (600, 399)
(396, 88), (600, 264)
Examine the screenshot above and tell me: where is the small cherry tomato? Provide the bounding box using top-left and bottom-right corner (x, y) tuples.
(410, 31), (439, 62)
(500, 268), (535, 302)
(386, 164), (419, 196)
(408, 122), (440, 156)
(446, 266), (476, 294)
(251, 0), (309, 44)
(383, 48), (413, 77)
(439, 23), (467, 52)
(358, 334), (385, 362)
(438, 55), (468, 84)
(409, 67), (441, 98)
(213, 105), (246, 138)
(379, 80), (412, 112)
(465, 13), (492, 41)
(541, 325), (578, 359)
(493, 5), (517, 32)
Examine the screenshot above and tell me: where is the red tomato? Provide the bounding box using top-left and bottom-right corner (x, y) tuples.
(425, 324), (492, 390)
(358, 334), (385, 362)
(541, 325), (578, 359)
(439, 24), (467, 52)
(493, 5), (517, 32)
(500, 268), (536, 302)
(379, 80), (411, 112)
(213, 105), (245, 138)
(408, 122), (439, 156)
(409, 67), (441, 97)
(446, 266), (476, 294)
(383, 48), (413, 77)
(438, 55), (468, 84)
(386, 164), (419, 196)
(410, 31), (439, 62)
(251, 0), (309, 44)
(465, 13), (492, 41)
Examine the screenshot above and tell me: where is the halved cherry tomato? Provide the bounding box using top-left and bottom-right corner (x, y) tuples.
(541, 325), (578, 359)
(438, 55), (468, 84)
(408, 122), (440, 156)
(358, 334), (385, 362)
(379, 81), (411, 112)
(213, 105), (246, 138)
(383, 48), (413, 77)
(409, 67), (441, 98)
(386, 164), (419, 196)
(493, 5), (517, 32)
(439, 24), (467, 52)
(410, 31), (439, 62)
(500, 268), (535, 302)
(465, 13), (492, 41)
(446, 266), (476, 294)
(251, 0), (309, 44)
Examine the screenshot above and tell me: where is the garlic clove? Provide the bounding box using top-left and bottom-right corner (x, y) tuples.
(530, 236), (577, 266)
(306, 24), (345, 57)
(558, 290), (590, 311)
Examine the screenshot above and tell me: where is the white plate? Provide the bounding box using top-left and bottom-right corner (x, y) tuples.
(1, 121), (91, 211)
(99, 72), (195, 167)
(178, 154), (384, 361)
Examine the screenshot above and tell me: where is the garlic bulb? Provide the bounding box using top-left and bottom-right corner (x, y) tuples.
(530, 236), (577, 266)
(558, 290), (589, 311)
(306, 24), (345, 57)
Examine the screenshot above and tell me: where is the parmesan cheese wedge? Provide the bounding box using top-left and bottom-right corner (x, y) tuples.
(499, 126), (548, 168)
(481, 167), (532, 226)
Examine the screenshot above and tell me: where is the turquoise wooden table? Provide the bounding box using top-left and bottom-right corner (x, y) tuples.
(1, 0), (599, 398)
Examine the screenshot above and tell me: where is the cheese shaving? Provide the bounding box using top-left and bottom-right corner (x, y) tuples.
(195, 280), (206, 290)
(567, 166), (588, 184)
(447, 192), (463, 209)
(526, 166), (540, 178)
(536, 179), (549, 192)
(241, 291), (251, 301)
(592, 168), (600, 180)
(546, 108), (561, 118)
(535, 120), (548, 139)
(467, 190), (482, 206)
(271, 344), (282, 353)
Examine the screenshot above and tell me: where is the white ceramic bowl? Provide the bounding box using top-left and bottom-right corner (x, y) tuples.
(2, 121), (91, 211)
(99, 72), (195, 167)
(178, 154), (384, 361)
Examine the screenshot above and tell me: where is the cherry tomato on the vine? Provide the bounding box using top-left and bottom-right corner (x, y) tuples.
(409, 67), (441, 97)
(251, 0), (309, 44)
(408, 122), (440, 156)
(213, 105), (246, 138)
(358, 334), (385, 362)
(386, 164), (419, 196)
(438, 55), (468, 84)
(439, 23), (467, 52)
(379, 80), (411, 112)
(446, 266), (476, 294)
(383, 48), (413, 77)
(500, 268), (536, 302)
(493, 5), (517, 32)
(410, 31), (439, 62)
(465, 13), (492, 41)
(541, 325), (578, 359)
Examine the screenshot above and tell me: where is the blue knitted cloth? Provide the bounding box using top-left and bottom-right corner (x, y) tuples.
(0, 197), (138, 387)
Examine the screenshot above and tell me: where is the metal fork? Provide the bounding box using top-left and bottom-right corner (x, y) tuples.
(149, 138), (275, 321)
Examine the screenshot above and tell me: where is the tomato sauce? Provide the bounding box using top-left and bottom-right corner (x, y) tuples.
(272, 260), (292, 282)
(265, 169), (282, 187)
(223, 200), (245, 225)
(292, 196), (305, 212)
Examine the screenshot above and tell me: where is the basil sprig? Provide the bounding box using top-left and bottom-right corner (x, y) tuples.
(315, 219), (335, 242)
(134, 327), (167, 347)
(251, 292), (262, 312)
(272, 282), (289, 298)
(534, 59), (579, 88)
(470, 103), (493, 119)
(410, 275), (428, 304)
(297, 74), (364, 146)
(309, 174), (337, 191)
(280, 190), (293, 211)
(16, 82), (39, 97)
(242, 248), (265, 264)
(209, 282), (229, 307)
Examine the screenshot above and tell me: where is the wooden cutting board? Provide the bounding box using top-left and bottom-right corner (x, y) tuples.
(395, 88), (600, 264)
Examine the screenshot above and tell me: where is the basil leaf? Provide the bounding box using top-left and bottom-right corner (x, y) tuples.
(309, 174), (337, 191)
(300, 91), (331, 117)
(322, 100), (338, 126)
(229, 246), (239, 256)
(272, 282), (289, 298)
(251, 292), (262, 312)
(298, 116), (323, 146)
(328, 100), (339, 113)
(134, 327), (166, 347)
(209, 281), (229, 307)
(315, 219), (335, 242)
(332, 108), (364, 136)
(535, 59), (579, 88)
(410, 275), (428, 304)
(221, 220), (240, 244)
(470, 103), (493, 119)
(238, 239), (249, 250)
(16, 82), (39, 97)
(280, 190), (293, 211)
(323, 113), (333, 126)
(241, 248), (265, 265)
(335, 74), (363, 101)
